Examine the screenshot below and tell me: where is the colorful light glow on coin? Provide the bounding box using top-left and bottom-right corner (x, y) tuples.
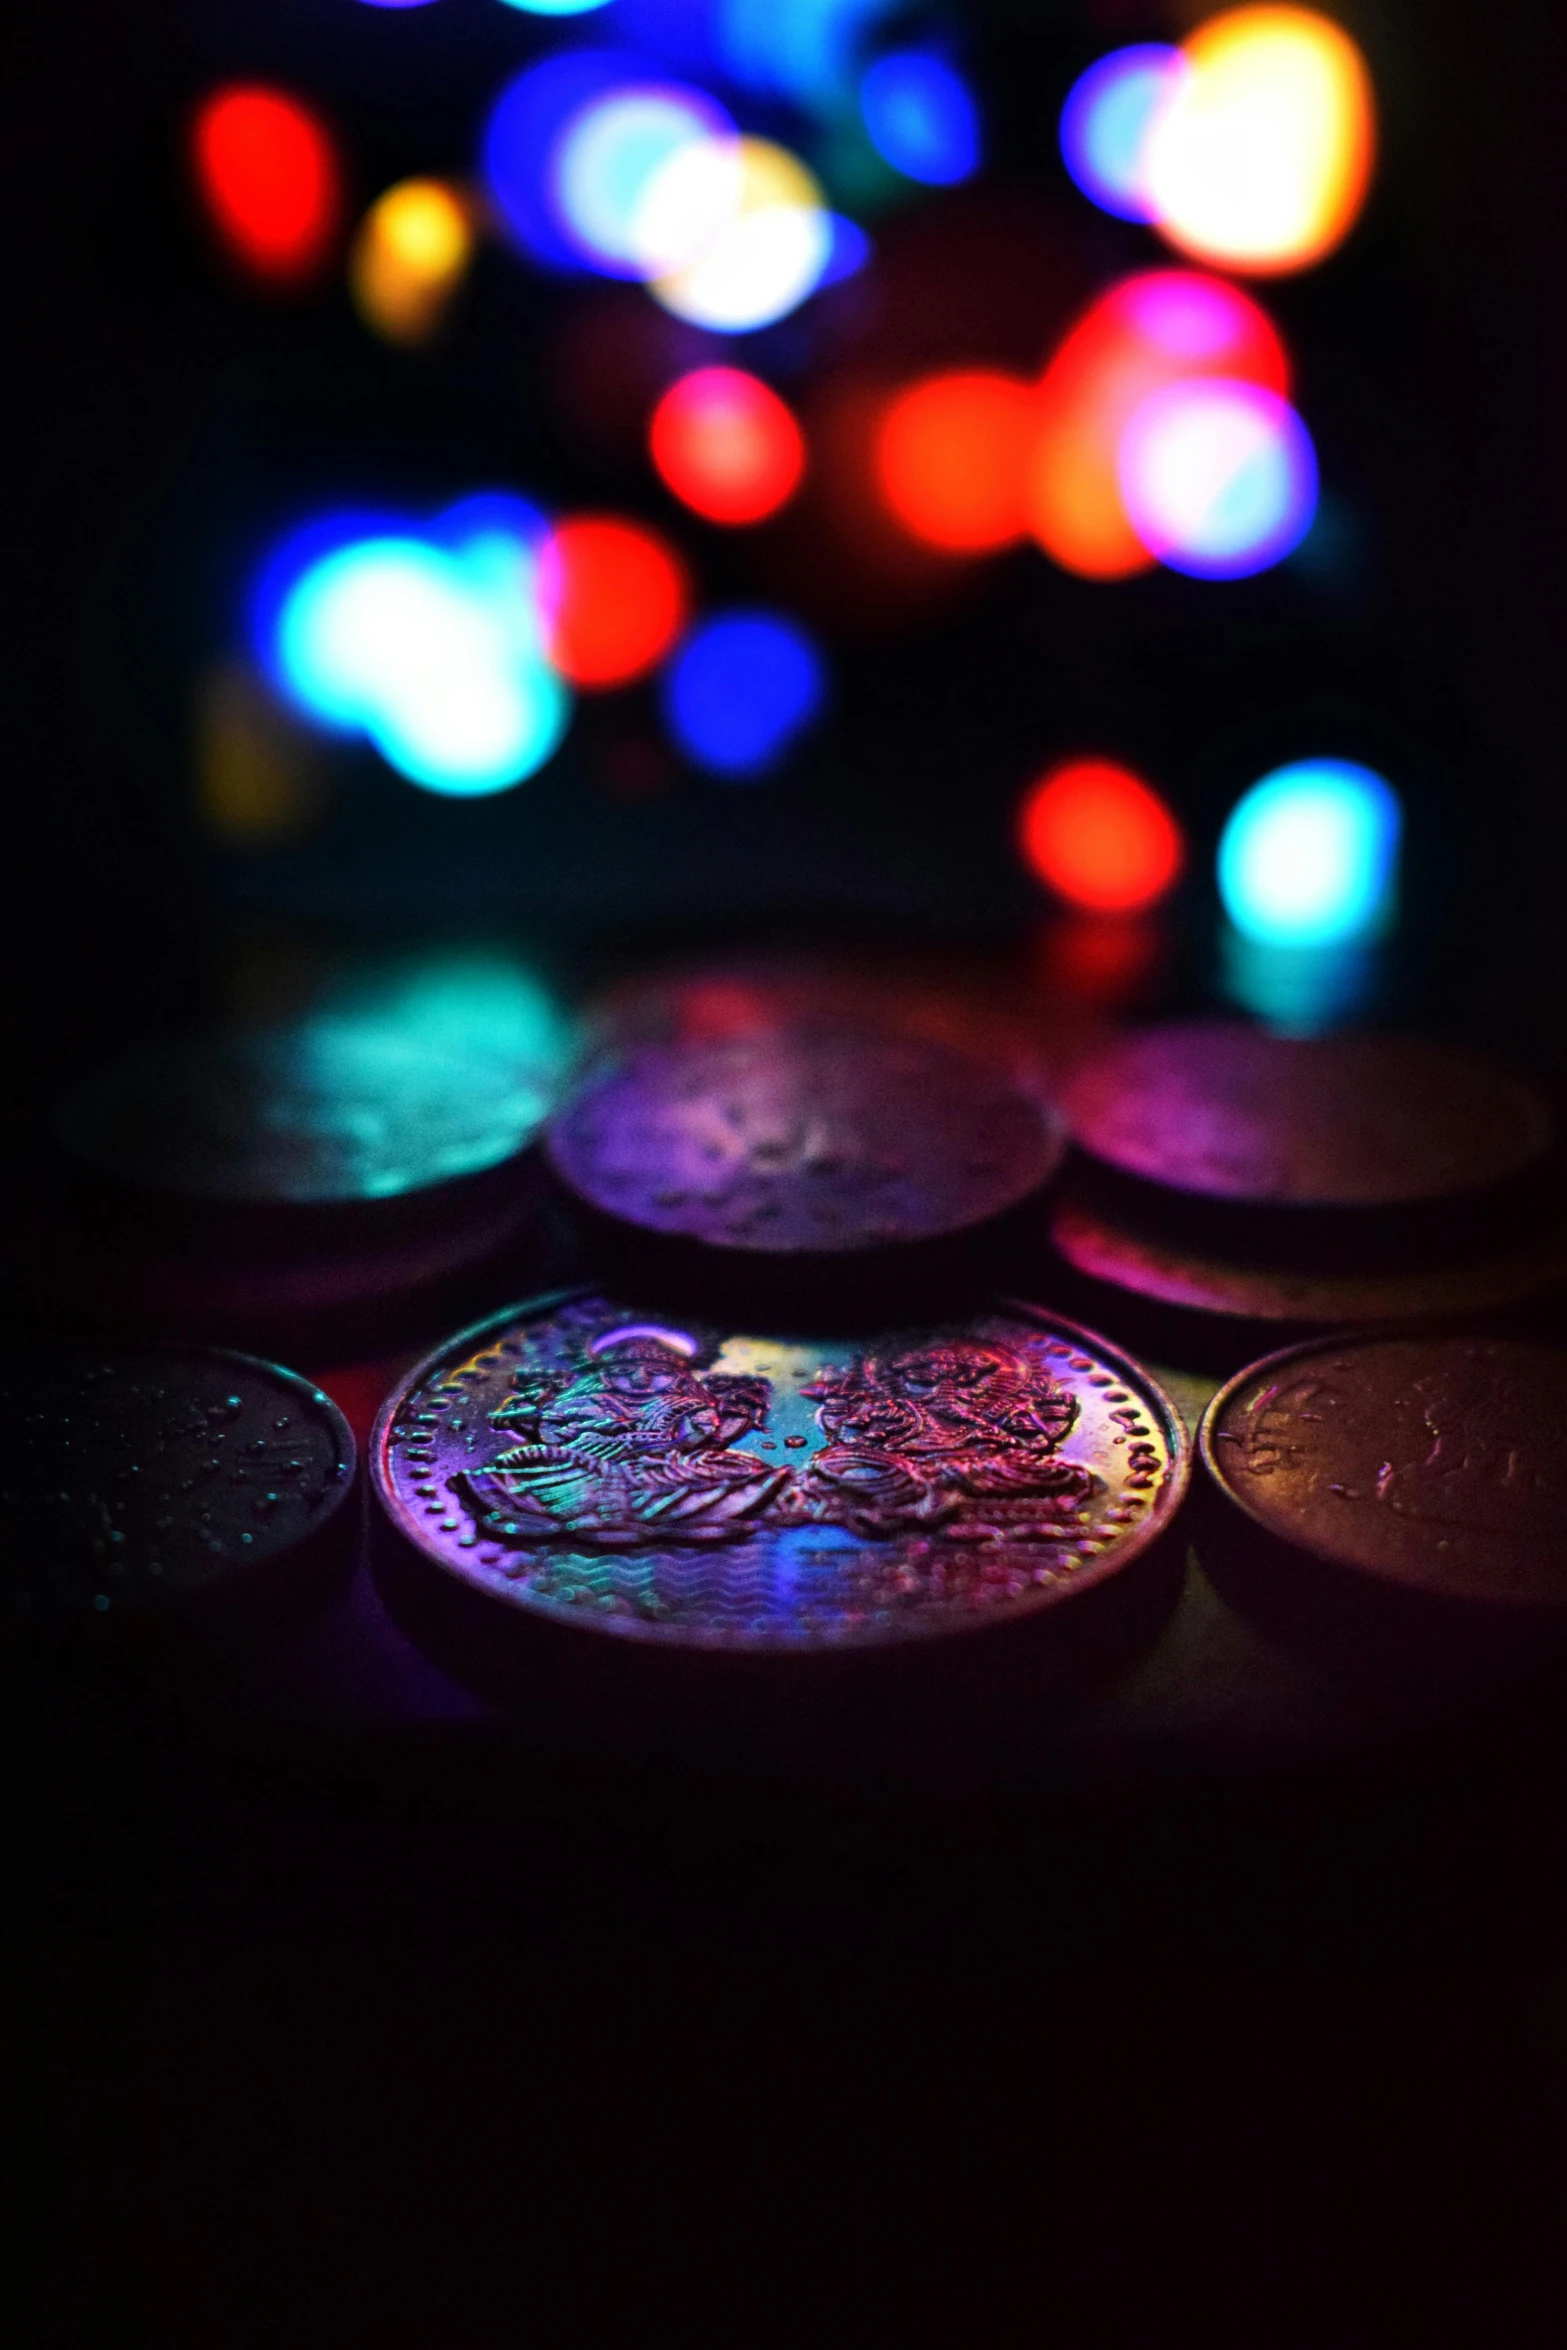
(372, 1292), (1189, 1652)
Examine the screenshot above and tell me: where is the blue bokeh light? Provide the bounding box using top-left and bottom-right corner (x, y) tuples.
(1059, 44), (1181, 224)
(483, 52), (656, 273)
(860, 50), (980, 186)
(255, 497), (570, 796)
(1218, 758), (1402, 949)
(716, 0), (903, 112)
(662, 611), (827, 776)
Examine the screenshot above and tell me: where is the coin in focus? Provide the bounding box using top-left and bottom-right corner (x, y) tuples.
(372, 1291), (1188, 1654)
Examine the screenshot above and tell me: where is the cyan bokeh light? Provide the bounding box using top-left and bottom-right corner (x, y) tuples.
(860, 51), (981, 186)
(1218, 758), (1401, 948)
(716, 0), (903, 111)
(1059, 45), (1181, 223)
(662, 611), (827, 776)
(497, 1), (614, 15)
(483, 51), (657, 273)
(257, 497), (570, 796)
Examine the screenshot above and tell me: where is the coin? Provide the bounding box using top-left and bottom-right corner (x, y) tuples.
(0, 1347), (357, 1629)
(1061, 1022), (1552, 1209)
(1048, 1192), (1567, 1328)
(53, 1017), (557, 1211)
(371, 1291), (1189, 1654)
(1201, 1332), (1567, 1610)
(544, 1033), (1066, 1257)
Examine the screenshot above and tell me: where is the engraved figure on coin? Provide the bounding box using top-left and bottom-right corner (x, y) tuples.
(1374, 1361), (1567, 1534)
(786, 1339), (1097, 1542)
(454, 1332), (789, 1550)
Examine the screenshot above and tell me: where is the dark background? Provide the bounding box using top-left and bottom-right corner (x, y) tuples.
(7, 2), (1567, 2339)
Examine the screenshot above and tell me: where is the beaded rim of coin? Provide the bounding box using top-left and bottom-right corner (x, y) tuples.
(1200, 1327), (1567, 1609)
(1061, 1022), (1553, 1208)
(544, 1034), (1067, 1256)
(1048, 1192), (1567, 1326)
(371, 1288), (1190, 1654)
(0, 1345), (358, 1626)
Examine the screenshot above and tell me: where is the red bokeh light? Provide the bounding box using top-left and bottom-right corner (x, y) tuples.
(192, 85), (343, 285)
(875, 371), (1037, 553)
(1019, 758), (1185, 912)
(538, 516), (692, 688)
(1028, 272), (1291, 580)
(650, 369), (807, 526)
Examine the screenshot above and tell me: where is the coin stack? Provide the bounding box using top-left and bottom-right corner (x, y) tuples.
(12, 986), (1567, 1732)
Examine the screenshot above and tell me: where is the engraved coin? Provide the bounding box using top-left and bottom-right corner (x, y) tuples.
(0, 1347), (357, 1627)
(1048, 1192), (1567, 1327)
(54, 1018), (558, 1207)
(1062, 1022), (1551, 1208)
(544, 1034), (1066, 1255)
(1201, 1332), (1567, 1608)
(371, 1291), (1188, 1652)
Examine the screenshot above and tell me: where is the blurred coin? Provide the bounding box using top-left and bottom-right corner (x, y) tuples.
(1062, 1022), (1551, 1209)
(371, 1290), (1188, 1655)
(545, 1032), (1066, 1260)
(53, 1018), (557, 1214)
(0, 1346), (357, 1633)
(1048, 1190), (1567, 1328)
(1201, 1331), (1567, 1611)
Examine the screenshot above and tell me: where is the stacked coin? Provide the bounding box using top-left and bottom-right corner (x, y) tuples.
(22, 1014), (574, 1358)
(1040, 1021), (1563, 1368)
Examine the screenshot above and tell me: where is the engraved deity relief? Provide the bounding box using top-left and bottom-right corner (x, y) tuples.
(453, 1329), (1099, 1554)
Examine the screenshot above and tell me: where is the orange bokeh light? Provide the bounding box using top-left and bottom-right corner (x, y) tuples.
(1019, 758), (1185, 912)
(649, 369), (807, 526)
(1027, 271), (1291, 579)
(875, 370), (1038, 553)
(192, 85), (343, 285)
(538, 516), (692, 688)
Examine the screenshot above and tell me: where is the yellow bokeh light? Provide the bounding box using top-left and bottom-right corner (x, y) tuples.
(1145, 7), (1375, 275)
(350, 178), (476, 345)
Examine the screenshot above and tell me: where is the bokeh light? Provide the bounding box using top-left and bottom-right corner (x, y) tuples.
(713, 0), (905, 113)
(551, 82), (737, 276)
(662, 612), (827, 776)
(1218, 757), (1401, 946)
(651, 138), (831, 332)
(1144, 6), (1375, 275)
(497, 0), (613, 12)
(257, 498), (569, 795)
(649, 368), (807, 524)
(538, 515), (691, 686)
(860, 51), (981, 187)
(876, 371), (1037, 553)
(349, 179), (474, 345)
(1118, 377), (1318, 578)
(1027, 270), (1291, 580)
(1058, 45), (1182, 224)
(192, 86), (343, 285)
(483, 52), (671, 274)
(1019, 759), (1184, 913)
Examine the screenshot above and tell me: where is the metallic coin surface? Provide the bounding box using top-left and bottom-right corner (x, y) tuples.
(55, 1019), (558, 1206)
(0, 1348), (357, 1626)
(373, 1292), (1188, 1651)
(1062, 1023), (1551, 1207)
(1201, 1332), (1567, 1608)
(1049, 1193), (1567, 1326)
(545, 1034), (1066, 1254)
